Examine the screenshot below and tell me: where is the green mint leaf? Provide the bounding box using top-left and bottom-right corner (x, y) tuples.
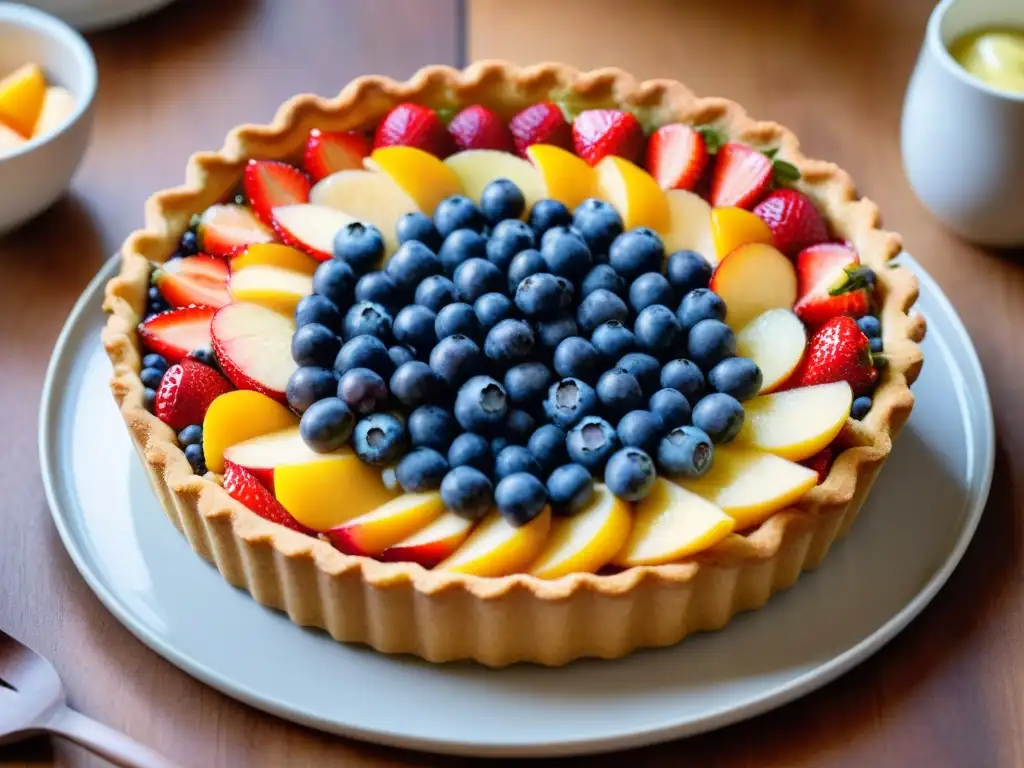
(772, 159), (801, 185)
(696, 126), (724, 155)
(189, 213), (203, 230)
(762, 147), (779, 160)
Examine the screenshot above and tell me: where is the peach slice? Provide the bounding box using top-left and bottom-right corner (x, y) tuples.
(437, 508), (552, 577)
(710, 206), (773, 263)
(528, 484), (631, 579)
(0, 63), (45, 137)
(662, 189), (716, 265)
(709, 242), (798, 332)
(229, 265), (314, 316)
(222, 426), (321, 488)
(230, 243), (318, 275)
(0, 121), (25, 156)
(308, 170), (419, 255)
(271, 203), (359, 262)
(595, 155), (671, 233)
(737, 382), (852, 462)
(202, 390), (297, 474)
(736, 309), (807, 393)
(525, 144), (595, 211)
(325, 491), (446, 556)
(31, 86), (76, 138)
(211, 302), (297, 401)
(380, 511), (475, 568)
(613, 478), (734, 566)
(370, 146), (464, 216)
(444, 149), (545, 216)
(676, 445), (818, 530)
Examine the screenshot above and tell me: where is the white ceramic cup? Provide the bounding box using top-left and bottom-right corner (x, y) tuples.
(901, 0), (1024, 247)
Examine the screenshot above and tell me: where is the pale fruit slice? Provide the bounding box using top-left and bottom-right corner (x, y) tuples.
(526, 144), (595, 210)
(211, 302), (297, 401)
(676, 446), (818, 530)
(223, 426), (321, 488)
(709, 243), (798, 331)
(202, 390), (298, 474)
(662, 189), (715, 265)
(198, 203), (275, 257)
(595, 155), (671, 233)
(229, 265), (314, 315)
(380, 512), (475, 568)
(444, 149), (545, 215)
(275, 449), (397, 532)
(230, 243), (318, 275)
(271, 203), (359, 262)
(528, 484), (631, 579)
(736, 309), (807, 393)
(0, 63), (46, 137)
(738, 382), (852, 462)
(0, 121), (25, 156)
(437, 508), (552, 577)
(710, 206), (773, 262)
(326, 492), (446, 556)
(308, 170), (419, 255)
(370, 146), (464, 216)
(32, 86), (76, 138)
(613, 478), (734, 566)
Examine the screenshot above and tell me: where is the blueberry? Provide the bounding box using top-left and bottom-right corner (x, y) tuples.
(494, 472), (548, 526)
(546, 463), (594, 515)
(429, 334), (483, 386)
(391, 305), (437, 356)
(484, 319), (534, 363)
(528, 424), (568, 472)
(677, 288), (726, 332)
(454, 375), (508, 431)
(503, 409), (537, 445)
(870, 337), (883, 355)
(414, 274), (458, 312)
(140, 367), (164, 390)
(185, 443), (207, 475)
(343, 301), (393, 343)
(286, 366), (337, 413)
(660, 359), (705, 403)
(300, 397), (355, 453)
(577, 289), (629, 334)
(616, 409), (665, 455)
(634, 305), (683, 356)
(851, 396), (872, 420)
(616, 352), (662, 395)
(396, 211), (442, 251)
(333, 222), (385, 274)
(434, 195), (486, 238)
(390, 360), (443, 407)
(448, 433), (492, 472)
(313, 259), (356, 307)
(506, 248), (548, 294)
(395, 447), (449, 491)
(595, 368), (644, 418)
(438, 229), (487, 276)
(649, 388), (692, 429)
(354, 271), (402, 314)
(691, 393), (745, 443)
(386, 241), (443, 293)
(295, 294), (343, 334)
(435, 302), (481, 341)
(178, 424), (203, 448)
(142, 353), (168, 373)
(708, 357), (762, 401)
(480, 178), (526, 225)
(453, 257), (504, 302)
(581, 265), (626, 302)
(291, 323), (341, 368)
(495, 445), (543, 480)
(540, 226), (593, 282)
(441, 466), (494, 520)
(491, 435), (511, 457)
(474, 292), (514, 333)
(335, 334), (393, 377)
(666, 250), (712, 297)
(591, 321), (636, 360)
(143, 387), (157, 411)
(408, 405), (459, 452)
(536, 314), (579, 350)
(353, 413), (408, 466)
(189, 347), (219, 370)
(337, 367), (388, 415)
(486, 219), (535, 271)
(566, 416), (620, 472)
(857, 315), (882, 339)
(179, 230), (199, 255)
(528, 199), (572, 238)
(572, 198), (624, 256)
(657, 426), (713, 478)
(553, 336), (602, 382)
(604, 448), (656, 501)
(504, 362), (554, 407)
(544, 378), (599, 430)
(389, 345), (416, 368)
(629, 272), (674, 313)
(687, 319), (736, 371)
(515, 272), (574, 319)
(609, 228), (664, 279)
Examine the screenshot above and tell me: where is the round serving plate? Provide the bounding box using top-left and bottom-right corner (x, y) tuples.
(39, 254), (993, 758)
(22, 0), (176, 31)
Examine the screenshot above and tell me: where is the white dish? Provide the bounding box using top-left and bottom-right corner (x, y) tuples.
(21, 0), (176, 31)
(39, 255), (993, 758)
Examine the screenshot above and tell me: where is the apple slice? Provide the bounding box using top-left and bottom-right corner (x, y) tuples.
(736, 309), (807, 393)
(709, 242), (798, 332)
(380, 511), (475, 568)
(662, 189), (716, 265)
(308, 170), (419, 255)
(271, 203), (360, 262)
(229, 265), (314, 315)
(325, 491), (446, 556)
(444, 149), (545, 216)
(198, 203), (275, 257)
(370, 146), (464, 216)
(595, 155), (670, 233)
(710, 206), (773, 263)
(222, 426), (321, 488)
(675, 445), (818, 530)
(613, 478), (734, 567)
(230, 243), (318, 275)
(32, 86), (76, 138)
(437, 508), (552, 577)
(211, 302), (297, 401)
(528, 484), (632, 579)
(737, 382), (852, 462)
(202, 390), (298, 474)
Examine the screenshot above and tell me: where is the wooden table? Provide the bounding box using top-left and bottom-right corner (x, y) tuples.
(2, 0), (1021, 765)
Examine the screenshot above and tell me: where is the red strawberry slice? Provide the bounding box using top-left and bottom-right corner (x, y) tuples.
(789, 316), (877, 395)
(154, 358), (233, 431)
(373, 103), (453, 157)
(509, 101), (572, 158)
(243, 160), (311, 227)
(645, 123), (708, 191)
(710, 142), (773, 209)
(448, 105), (513, 152)
(572, 109), (645, 166)
(223, 460), (313, 535)
(800, 445), (835, 484)
(303, 129), (371, 182)
(198, 204), (275, 257)
(793, 243), (871, 327)
(753, 189), (829, 256)
(138, 305), (216, 363)
(153, 255), (230, 309)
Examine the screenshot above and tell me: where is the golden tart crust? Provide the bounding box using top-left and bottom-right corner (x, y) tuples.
(102, 61), (925, 667)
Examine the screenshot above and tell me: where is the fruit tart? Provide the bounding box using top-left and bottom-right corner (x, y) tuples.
(103, 62), (925, 667)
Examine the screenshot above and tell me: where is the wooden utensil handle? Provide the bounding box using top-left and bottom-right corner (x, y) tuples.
(46, 706), (182, 768)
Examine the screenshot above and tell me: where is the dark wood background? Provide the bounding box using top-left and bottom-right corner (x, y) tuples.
(1, 0), (1021, 765)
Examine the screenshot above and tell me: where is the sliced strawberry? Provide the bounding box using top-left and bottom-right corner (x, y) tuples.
(153, 255), (230, 309)
(373, 103), (453, 157)
(794, 243), (871, 327)
(154, 358), (233, 431)
(138, 305), (216, 363)
(198, 204), (275, 257)
(789, 316), (877, 395)
(302, 129), (371, 182)
(800, 446), (835, 484)
(448, 105), (513, 152)
(753, 189), (829, 256)
(571, 109), (645, 166)
(243, 160), (311, 227)
(645, 123), (708, 191)
(509, 101), (572, 158)
(710, 143), (773, 209)
(222, 460), (313, 535)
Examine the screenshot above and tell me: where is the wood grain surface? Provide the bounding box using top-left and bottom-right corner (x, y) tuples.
(2, 0), (1022, 765)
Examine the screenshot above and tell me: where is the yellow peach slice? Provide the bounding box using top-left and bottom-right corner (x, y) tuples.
(444, 149), (545, 216)
(710, 207), (773, 263)
(0, 64), (46, 137)
(222, 426), (320, 488)
(528, 484), (631, 579)
(0, 121), (25, 156)
(326, 492), (446, 556)
(202, 390), (298, 474)
(31, 86), (75, 138)
(736, 309), (807, 393)
(230, 243), (318, 275)
(709, 243), (798, 332)
(595, 155), (671, 233)
(380, 511), (475, 568)
(613, 478), (734, 566)
(662, 189), (716, 265)
(526, 144), (595, 210)
(437, 508), (551, 577)
(229, 265), (314, 315)
(308, 169), (419, 255)
(737, 382), (853, 462)
(370, 146), (464, 216)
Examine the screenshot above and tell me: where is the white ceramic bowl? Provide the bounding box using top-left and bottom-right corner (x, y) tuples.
(0, 3), (96, 234)
(22, 0), (177, 32)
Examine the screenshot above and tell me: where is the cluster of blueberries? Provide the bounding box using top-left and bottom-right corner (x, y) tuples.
(852, 314), (883, 420)
(137, 351), (209, 475)
(286, 178), (764, 527)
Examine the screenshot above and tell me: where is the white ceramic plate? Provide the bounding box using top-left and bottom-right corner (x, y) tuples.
(22, 0), (176, 31)
(39, 255), (993, 758)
